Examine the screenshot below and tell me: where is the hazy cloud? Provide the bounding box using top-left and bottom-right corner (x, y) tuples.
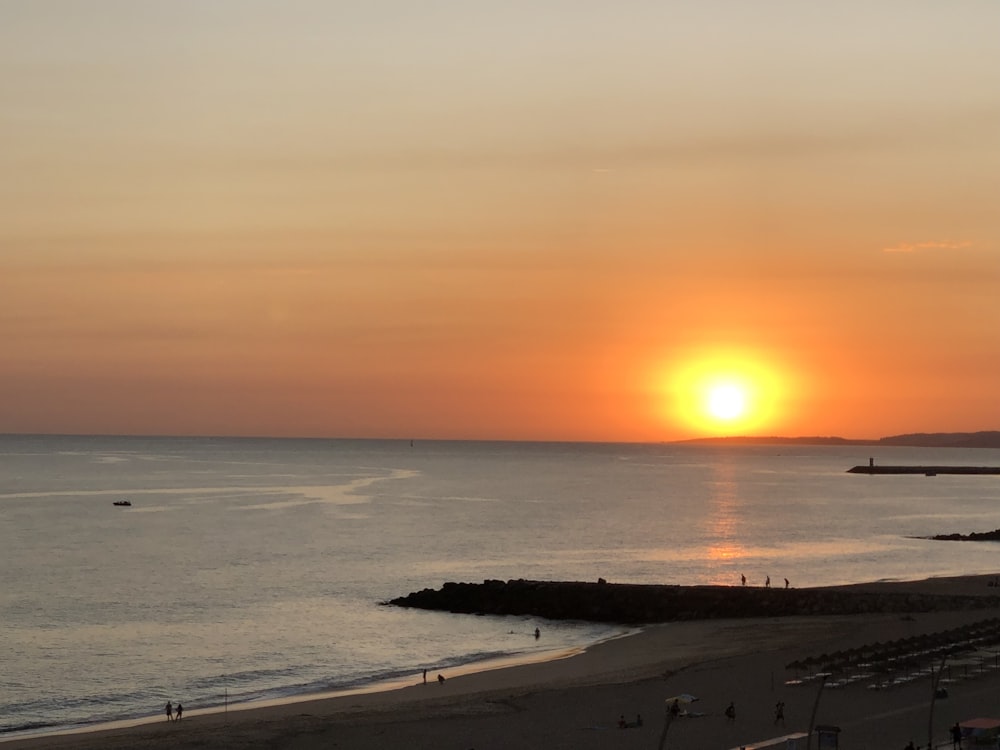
(882, 240), (973, 254)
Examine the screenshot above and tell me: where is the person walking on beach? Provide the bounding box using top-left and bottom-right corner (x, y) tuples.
(165, 701), (173, 721)
(175, 703), (183, 721)
(422, 669), (427, 684)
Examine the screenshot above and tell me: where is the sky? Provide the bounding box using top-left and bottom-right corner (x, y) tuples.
(2, 1), (998, 442)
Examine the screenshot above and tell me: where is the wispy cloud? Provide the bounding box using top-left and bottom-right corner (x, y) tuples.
(882, 240), (973, 253)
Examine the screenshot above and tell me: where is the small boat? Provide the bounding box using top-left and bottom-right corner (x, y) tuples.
(113, 500), (132, 507)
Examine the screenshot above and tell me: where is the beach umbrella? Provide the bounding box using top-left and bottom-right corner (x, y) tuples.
(665, 693), (699, 705)
(659, 695), (700, 750)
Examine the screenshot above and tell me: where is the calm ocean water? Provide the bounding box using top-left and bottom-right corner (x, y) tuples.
(2, 435), (1000, 738)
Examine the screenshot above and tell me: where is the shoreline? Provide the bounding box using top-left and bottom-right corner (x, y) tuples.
(0, 625), (645, 745)
(0, 641), (603, 744)
(8, 574), (1000, 750)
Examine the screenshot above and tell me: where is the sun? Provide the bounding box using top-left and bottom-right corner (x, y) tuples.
(692, 373), (759, 431)
(662, 349), (787, 435)
(706, 383), (747, 421)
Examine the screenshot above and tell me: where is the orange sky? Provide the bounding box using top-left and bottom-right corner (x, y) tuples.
(2, 2), (998, 442)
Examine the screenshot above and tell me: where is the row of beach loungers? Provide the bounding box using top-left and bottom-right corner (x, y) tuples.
(784, 617), (1000, 691)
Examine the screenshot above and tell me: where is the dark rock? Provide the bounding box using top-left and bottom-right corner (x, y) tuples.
(927, 529), (1000, 542)
(387, 580), (1000, 625)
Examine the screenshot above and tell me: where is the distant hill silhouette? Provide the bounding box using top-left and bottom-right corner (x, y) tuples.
(675, 435), (862, 446)
(677, 431), (1000, 449)
(876, 431), (1000, 448)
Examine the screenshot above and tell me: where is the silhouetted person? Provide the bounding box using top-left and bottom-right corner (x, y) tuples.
(765, 576), (770, 588)
(534, 627), (540, 639)
(784, 578), (790, 589)
(165, 701), (173, 721)
(725, 702), (736, 721)
(175, 703), (183, 721)
(952, 722), (963, 748)
(437, 673), (445, 685)
(741, 574), (746, 586)
(774, 701), (784, 724)
(422, 669), (427, 684)
(618, 714), (627, 729)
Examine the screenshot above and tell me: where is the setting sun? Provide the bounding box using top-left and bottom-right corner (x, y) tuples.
(706, 383), (748, 421)
(693, 373), (761, 432)
(662, 349), (790, 436)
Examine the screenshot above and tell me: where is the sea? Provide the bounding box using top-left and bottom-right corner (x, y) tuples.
(2, 435), (1000, 739)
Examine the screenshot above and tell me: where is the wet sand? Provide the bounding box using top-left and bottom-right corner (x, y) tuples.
(7, 574), (1000, 750)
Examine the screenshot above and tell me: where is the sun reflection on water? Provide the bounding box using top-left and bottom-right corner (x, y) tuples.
(703, 460), (747, 582)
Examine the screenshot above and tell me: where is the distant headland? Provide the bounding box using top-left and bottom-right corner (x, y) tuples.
(675, 430), (1000, 449)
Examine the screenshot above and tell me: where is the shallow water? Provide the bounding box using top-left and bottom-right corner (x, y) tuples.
(2, 435), (999, 736)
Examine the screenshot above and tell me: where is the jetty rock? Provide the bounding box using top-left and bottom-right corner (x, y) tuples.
(388, 579), (1000, 625)
(928, 529), (1000, 542)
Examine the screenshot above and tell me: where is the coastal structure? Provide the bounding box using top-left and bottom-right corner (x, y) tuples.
(847, 465), (1000, 475)
(390, 579), (1000, 623)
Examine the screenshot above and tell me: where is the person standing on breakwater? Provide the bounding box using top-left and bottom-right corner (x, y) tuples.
(765, 576), (770, 588)
(741, 574), (746, 586)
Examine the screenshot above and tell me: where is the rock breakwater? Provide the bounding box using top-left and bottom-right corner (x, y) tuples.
(389, 579), (1000, 624)
(928, 529), (1000, 542)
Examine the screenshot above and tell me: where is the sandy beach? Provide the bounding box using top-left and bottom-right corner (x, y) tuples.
(8, 575), (1000, 750)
